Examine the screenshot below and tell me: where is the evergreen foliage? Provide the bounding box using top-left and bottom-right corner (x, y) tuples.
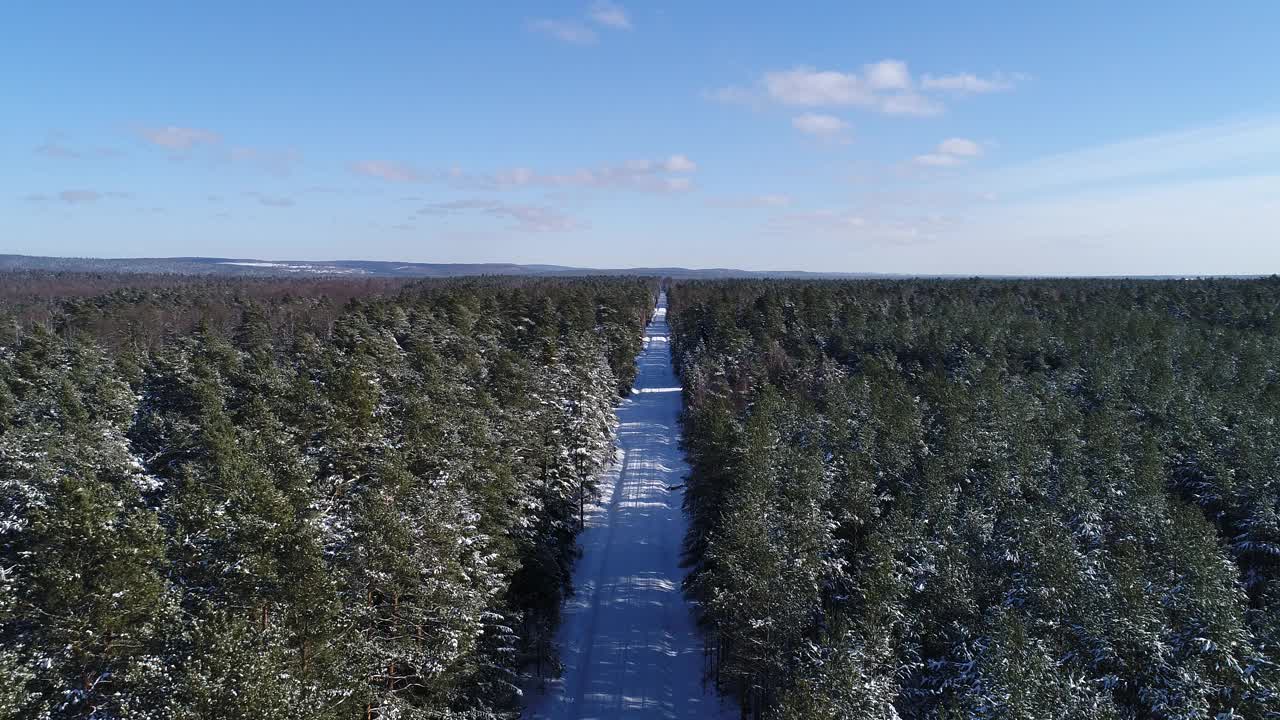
(0, 275), (653, 718)
(669, 278), (1280, 720)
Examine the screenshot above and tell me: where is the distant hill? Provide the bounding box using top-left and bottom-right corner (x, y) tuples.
(0, 254), (895, 279)
(1, 254), (1264, 280)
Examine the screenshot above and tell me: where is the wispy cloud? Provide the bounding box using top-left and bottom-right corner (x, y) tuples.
(862, 118), (1280, 275)
(352, 155), (697, 193)
(139, 125), (222, 150)
(529, 19), (598, 44)
(769, 208), (866, 232)
(588, 1), (631, 29)
(245, 191), (295, 207)
(350, 160), (426, 182)
(933, 174), (1280, 276)
(712, 60), (1023, 118)
(864, 60), (911, 90)
(763, 66), (889, 107)
(761, 64), (938, 115)
(714, 63), (939, 117)
(446, 156), (697, 193)
(792, 113), (852, 141)
(703, 85), (761, 107)
(24, 190), (131, 205)
(914, 137), (984, 166)
(921, 72), (1025, 94)
(532, 2), (631, 44)
(419, 199), (581, 232)
(765, 208), (946, 246)
(34, 137), (121, 160)
(706, 194), (793, 209)
(973, 116), (1280, 199)
(135, 125), (298, 175)
(664, 154), (697, 172)
(60, 190), (103, 204)
(229, 146), (302, 175)
(879, 94), (944, 117)
(35, 140), (83, 159)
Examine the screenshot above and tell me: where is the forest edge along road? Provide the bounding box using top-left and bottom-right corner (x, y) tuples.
(524, 293), (736, 719)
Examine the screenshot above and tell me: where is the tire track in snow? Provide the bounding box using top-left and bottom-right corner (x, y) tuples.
(525, 292), (736, 720)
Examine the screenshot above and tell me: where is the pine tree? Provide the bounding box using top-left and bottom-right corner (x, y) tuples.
(0, 335), (173, 717)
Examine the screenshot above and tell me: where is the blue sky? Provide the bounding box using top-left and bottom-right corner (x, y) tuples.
(4, 1), (1279, 274)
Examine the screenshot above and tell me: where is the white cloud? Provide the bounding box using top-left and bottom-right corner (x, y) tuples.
(938, 138), (982, 157)
(588, 1), (631, 29)
(529, 18), (598, 44)
(725, 63), (944, 117)
(664, 154), (697, 172)
(921, 72), (1024, 94)
(762, 67), (871, 106)
(419, 199), (581, 232)
(914, 137), (984, 166)
(791, 113), (852, 140)
(712, 61), (1020, 118)
(864, 60), (911, 90)
(139, 126), (221, 150)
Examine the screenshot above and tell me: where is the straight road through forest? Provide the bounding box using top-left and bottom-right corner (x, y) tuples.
(525, 293), (735, 720)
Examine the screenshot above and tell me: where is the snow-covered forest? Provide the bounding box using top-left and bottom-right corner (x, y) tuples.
(6, 272), (1280, 719)
(0, 273), (654, 718)
(669, 279), (1280, 719)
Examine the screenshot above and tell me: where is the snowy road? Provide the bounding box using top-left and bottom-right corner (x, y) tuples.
(525, 293), (736, 720)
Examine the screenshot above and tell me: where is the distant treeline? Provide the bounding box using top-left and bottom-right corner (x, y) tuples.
(669, 278), (1280, 719)
(0, 271), (421, 347)
(0, 273), (654, 718)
